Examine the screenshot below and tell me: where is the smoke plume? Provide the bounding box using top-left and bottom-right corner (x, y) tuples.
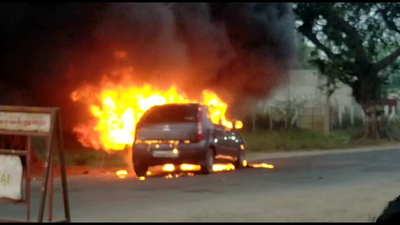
(0, 3), (295, 126)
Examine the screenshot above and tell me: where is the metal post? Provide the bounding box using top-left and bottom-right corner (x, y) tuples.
(57, 110), (71, 222)
(26, 137), (31, 221)
(37, 131), (54, 222)
(48, 149), (54, 222)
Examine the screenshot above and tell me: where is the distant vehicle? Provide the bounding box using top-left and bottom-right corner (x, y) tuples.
(132, 103), (246, 177)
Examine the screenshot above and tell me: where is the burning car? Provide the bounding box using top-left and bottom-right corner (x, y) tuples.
(132, 103), (245, 176)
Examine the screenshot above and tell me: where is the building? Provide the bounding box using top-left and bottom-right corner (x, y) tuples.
(256, 69), (364, 130)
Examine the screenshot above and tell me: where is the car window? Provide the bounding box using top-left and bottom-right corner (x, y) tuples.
(140, 105), (198, 123)
(214, 124), (227, 131)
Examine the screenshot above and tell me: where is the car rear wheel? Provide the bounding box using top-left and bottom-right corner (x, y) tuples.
(200, 148), (214, 175)
(133, 162), (149, 177)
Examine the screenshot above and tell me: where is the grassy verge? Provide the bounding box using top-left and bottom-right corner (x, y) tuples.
(32, 137), (126, 168)
(241, 128), (383, 152)
(31, 128), (393, 167)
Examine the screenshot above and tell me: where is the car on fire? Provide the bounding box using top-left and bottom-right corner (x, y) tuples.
(132, 103), (246, 176)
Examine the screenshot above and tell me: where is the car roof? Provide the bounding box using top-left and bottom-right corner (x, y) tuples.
(151, 103), (202, 108)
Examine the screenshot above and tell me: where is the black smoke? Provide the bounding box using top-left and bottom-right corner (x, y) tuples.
(0, 3), (295, 128)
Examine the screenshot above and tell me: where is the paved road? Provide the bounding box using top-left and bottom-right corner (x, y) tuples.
(2, 149), (400, 222)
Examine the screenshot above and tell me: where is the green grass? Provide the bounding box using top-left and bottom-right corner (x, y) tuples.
(31, 137), (126, 168)
(241, 128), (380, 152)
(54, 150), (125, 168)
(30, 128), (384, 167)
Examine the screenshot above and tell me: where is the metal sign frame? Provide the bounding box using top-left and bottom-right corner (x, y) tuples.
(0, 106), (70, 222)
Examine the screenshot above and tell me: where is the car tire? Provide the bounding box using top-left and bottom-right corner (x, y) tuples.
(133, 162), (149, 177)
(200, 148), (214, 175)
(234, 149), (245, 169)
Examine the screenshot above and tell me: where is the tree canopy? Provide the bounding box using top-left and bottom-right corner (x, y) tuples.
(293, 31), (315, 69)
(293, 3), (400, 107)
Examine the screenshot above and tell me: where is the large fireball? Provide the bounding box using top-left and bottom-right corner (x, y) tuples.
(71, 67), (236, 151)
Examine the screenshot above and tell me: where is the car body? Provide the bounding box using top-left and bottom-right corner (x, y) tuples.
(131, 103), (246, 176)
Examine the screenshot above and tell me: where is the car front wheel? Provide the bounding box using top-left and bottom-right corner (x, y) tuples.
(234, 149), (245, 169)
(133, 161), (149, 177)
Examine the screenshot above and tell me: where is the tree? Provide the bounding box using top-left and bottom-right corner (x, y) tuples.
(293, 31), (315, 69)
(293, 3), (400, 138)
(383, 71), (400, 98)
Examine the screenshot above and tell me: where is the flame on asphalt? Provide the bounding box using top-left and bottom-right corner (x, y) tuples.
(116, 170), (128, 178)
(117, 161), (274, 180)
(250, 163), (274, 169)
(161, 161), (273, 174)
(162, 163), (236, 173)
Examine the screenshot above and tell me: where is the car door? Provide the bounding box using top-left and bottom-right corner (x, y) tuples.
(203, 107), (227, 158)
(221, 128), (235, 158)
(211, 125), (228, 159)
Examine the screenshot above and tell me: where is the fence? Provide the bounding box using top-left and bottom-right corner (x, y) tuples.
(248, 98), (399, 132)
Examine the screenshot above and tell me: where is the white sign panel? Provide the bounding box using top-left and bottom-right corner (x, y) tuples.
(0, 155), (23, 201)
(0, 112), (51, 132)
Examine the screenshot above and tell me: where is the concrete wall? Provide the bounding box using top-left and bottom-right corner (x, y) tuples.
(253, 69), (400, 129)
(252, 69), (367, 130)
(265, 69), (356, 108)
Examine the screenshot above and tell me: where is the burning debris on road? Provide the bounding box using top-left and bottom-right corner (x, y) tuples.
(115, 161), (275, 180)
(116, 169), (128, 178)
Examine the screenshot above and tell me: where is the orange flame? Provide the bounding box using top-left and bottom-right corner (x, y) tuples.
(71, 68), (239, 151)
(162, 164), (175, 172)
(116, 170), (128, 178)
(161, 163), (235, 173)
(212, 163), (235, 172)
(251, 163), (274, 169)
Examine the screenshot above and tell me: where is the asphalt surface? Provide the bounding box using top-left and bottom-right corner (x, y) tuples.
(2, 148), (400, 222)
